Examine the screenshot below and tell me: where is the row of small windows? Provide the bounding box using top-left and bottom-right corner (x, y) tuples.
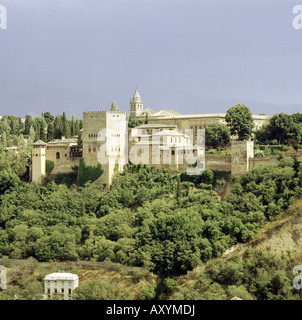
(88, 147), (121, 153)
(47, 288), (72, 294)
(131, 105), (143, 110)
(190, 123), (219, 129)
(47, 146), (68, 150)
(47, 281), (73, 286)
(88, 134), (101, 138)
(191, 120), (220, 125)
(33, 153), (68, 159)
(169, 137), (189, 144)
(88, 133), (121, 138)
(33, 154), (45, 157)
(139, 149), (194, 155)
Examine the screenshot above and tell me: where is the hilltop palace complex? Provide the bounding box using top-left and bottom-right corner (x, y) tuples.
(31, 89), (271, 186)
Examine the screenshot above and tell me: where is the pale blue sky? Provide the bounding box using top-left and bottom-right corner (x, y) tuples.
(1, 0), (302, 118)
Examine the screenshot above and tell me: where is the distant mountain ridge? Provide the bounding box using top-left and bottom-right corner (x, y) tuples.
(1, 80), (302, 118)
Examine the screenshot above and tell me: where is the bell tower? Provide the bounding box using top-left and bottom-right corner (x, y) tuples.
(130, 88), (143, 117)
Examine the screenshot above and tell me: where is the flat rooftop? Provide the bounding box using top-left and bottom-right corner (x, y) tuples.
(44, 272), (78, 281)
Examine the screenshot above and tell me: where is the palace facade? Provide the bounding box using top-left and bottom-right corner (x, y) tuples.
(31, 89), (271, 185)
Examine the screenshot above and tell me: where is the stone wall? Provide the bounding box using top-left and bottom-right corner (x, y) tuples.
(46, 145), (80, 175)
(249, 151), (302, 170)
(249, 156), (279, 169)
(205, 154), (231, 171)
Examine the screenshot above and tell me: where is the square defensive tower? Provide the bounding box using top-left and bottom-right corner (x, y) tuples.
(231, 141), (254, 175)
(82, 110), (127, 186)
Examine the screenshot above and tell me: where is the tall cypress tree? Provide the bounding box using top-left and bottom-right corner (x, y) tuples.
(54, 115), (63, 139)
(62, 112), (71, 138)
(71, 114), (77, 137)
(77, 158), (86, 187)
(47, 122), (54, 142)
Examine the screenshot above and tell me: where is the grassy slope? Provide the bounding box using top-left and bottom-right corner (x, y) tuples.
(0, 259), (159, 300)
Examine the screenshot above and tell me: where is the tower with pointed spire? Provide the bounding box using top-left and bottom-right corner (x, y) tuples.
(130, 88), (144, 117)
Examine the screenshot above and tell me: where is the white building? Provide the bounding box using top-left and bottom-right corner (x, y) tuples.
(44, 272), (79, 300)
(0, 265), (6, 290)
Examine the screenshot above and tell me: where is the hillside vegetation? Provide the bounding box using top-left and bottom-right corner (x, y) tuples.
(0, 157), (300, 276)
(0, 151), (302, 294)
(1, 110), (302, 299)
(0, 257), (159, 300)
(2, 198), (302, 300)
(163, 199), (302, 300)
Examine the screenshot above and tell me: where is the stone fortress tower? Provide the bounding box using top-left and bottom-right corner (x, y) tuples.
(82, 107), (127, 186)
(231, 141), (254, 175)
(31, 140), (47, 183)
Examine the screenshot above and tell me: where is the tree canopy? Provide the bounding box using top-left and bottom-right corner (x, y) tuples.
(225, 104), (254, 141)
(255, 113), (302, 145)
(205, 123), (230, 148)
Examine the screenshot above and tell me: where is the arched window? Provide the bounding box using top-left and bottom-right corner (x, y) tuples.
(56, 152), (60, 159)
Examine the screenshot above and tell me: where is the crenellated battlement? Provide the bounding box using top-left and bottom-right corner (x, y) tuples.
(83, 110), (126, 117)
(205, 154), (231, 159)
(231, 141), (251, 145)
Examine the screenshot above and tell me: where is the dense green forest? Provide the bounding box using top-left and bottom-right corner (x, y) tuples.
(1, 110), (302, 300)
(0, 112), (82, 148)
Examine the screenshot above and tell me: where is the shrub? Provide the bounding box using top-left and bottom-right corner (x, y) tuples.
(45, 160), (54, 175)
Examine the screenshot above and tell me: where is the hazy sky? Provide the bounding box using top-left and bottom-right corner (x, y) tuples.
(1, 0), (302, 118)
